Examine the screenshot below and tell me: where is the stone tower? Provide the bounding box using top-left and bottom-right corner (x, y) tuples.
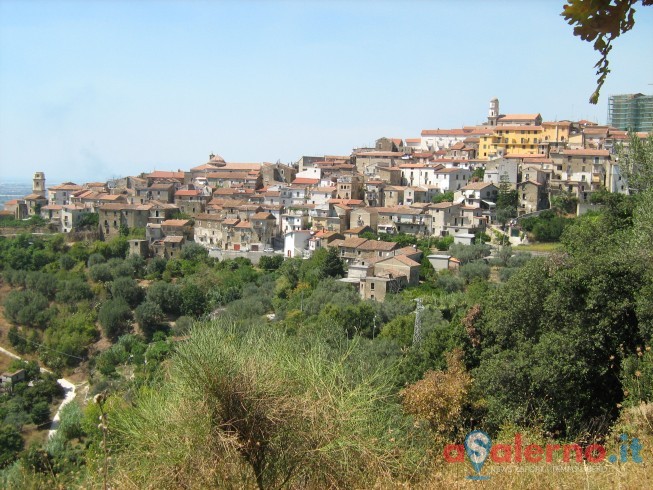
(488, 97), (500, 126)
(33, 172), (46, 197)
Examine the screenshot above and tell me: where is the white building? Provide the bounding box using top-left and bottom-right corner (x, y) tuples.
(284, 230), (313, 258)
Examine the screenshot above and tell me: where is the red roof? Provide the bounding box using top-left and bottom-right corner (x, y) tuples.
(291, 178), (320, 185)
(175, 189), (202, 197)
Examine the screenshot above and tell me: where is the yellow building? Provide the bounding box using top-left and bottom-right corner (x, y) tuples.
(539, 121), (573, 154)
(478, 125), (544, 159)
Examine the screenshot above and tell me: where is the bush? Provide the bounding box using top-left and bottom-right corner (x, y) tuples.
(57, 401), (85, 441)
(507, 251), (532, 268)
(171, 316), (194, 336)
(110, 277), (143, 308)
(89, 263), (114, 283)
(3, 290), (52, 328)
(180, 283), (207, 317)
(87, 253), (106, 267)
(30, 401), (51, 426)
(258, 254), (284, 271)
(459, 260), (490, 283)
(135, 301), (165, 340)
(0, 424), (24, 468)
(25, 271), (58, 299)
(146, 257), (167, 279)
(55, 278), (93, 303)
(146, 281), (182, 315)
(98, 299), (133, 340)
(436, 271), (465, 293)
(448, 243), (491, 264)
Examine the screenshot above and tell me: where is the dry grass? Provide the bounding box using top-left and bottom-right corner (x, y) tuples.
(513, 243), (562, 252)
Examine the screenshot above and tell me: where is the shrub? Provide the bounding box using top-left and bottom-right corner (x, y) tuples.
(89, 263), (114, 283)
(110, 277), (143, 308)
(436, 271), (465, 293)
(135, 300), (166, 340)
(98, 299), (132, 340)
(459, 260), (490, 283)
(448, 243), (491, 264)
(258, 254), (284, 271)
(400, 349), (471, 435)
(146, 281), (182, 315)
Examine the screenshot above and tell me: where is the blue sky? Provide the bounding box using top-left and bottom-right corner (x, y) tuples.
(1, 0), (652, 183)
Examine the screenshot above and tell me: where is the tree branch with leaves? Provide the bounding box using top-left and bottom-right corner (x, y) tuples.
(562, 0), (652, 104)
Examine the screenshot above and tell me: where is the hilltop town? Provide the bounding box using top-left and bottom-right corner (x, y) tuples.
(2, 98), (650, 301)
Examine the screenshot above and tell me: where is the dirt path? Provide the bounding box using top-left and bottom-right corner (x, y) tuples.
(0, 345), (77, 439)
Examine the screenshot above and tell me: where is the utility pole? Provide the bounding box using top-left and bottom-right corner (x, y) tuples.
(412, 298), (424, 346)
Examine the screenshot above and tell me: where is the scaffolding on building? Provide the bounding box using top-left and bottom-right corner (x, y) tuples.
(607, 93), (653, 132)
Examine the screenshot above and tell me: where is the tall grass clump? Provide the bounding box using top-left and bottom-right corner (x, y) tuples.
(104, 317), (427, 489)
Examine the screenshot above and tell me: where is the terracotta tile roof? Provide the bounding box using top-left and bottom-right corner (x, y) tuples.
(560, 149), (610, 156)
(398, 163), (426, 168)
(430, 202), (458, 209)
(222, 218), (240, 226)
(493, 125), (543, 131)
(23, 193), (47, 200)
(345, 226), (370, 234)
(206, 172), (251, 180)
(313, 187), (336, 193)
(354, 151), (404, 157)
(163, 236), (184, 243)
(196, 213), (222, 221)
(147, 183), (175, 190)
(328, 199), (364, 206)
(396, 245), (421, 256)
(421, 129), (467, 136)
(405, 138), (421, 143)
(49, 183), (82, 191)
(377, 254), (421, 267)
(146, 171), (185, 180)
(341, 237), (368, 248)
(190, 163), (221, 172)
(251, 212), (275, 220)
(518, 180), (543, 186)
(175, 189), (202, 197)
(161, 219), (191, 227)
(235, 220), (252, 228)
(376, 206), (424, 215)
(100, 203), (129, 211)
(291, 178), (320, 185)
(462, 182), (495, 190)
(358, 240), (398, 251)
(435, 167), (468, 174)
(221, 163), (261, 170)
(505, 153), (547, 159)
(328, 239), (345, 248)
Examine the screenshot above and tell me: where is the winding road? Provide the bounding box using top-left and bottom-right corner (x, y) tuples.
(0, 345), (77, 438)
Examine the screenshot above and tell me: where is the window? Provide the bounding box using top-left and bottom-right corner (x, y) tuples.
(371, 283), (375, 290)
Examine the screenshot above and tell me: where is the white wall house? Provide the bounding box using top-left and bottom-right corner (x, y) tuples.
(284, 230), (313, 258)
(420, 129), (469, 151)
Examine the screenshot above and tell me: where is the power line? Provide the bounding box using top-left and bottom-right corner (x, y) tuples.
(7, 330), (86, 361)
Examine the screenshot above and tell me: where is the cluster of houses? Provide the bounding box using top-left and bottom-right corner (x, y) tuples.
(3, 98), (647, 301)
